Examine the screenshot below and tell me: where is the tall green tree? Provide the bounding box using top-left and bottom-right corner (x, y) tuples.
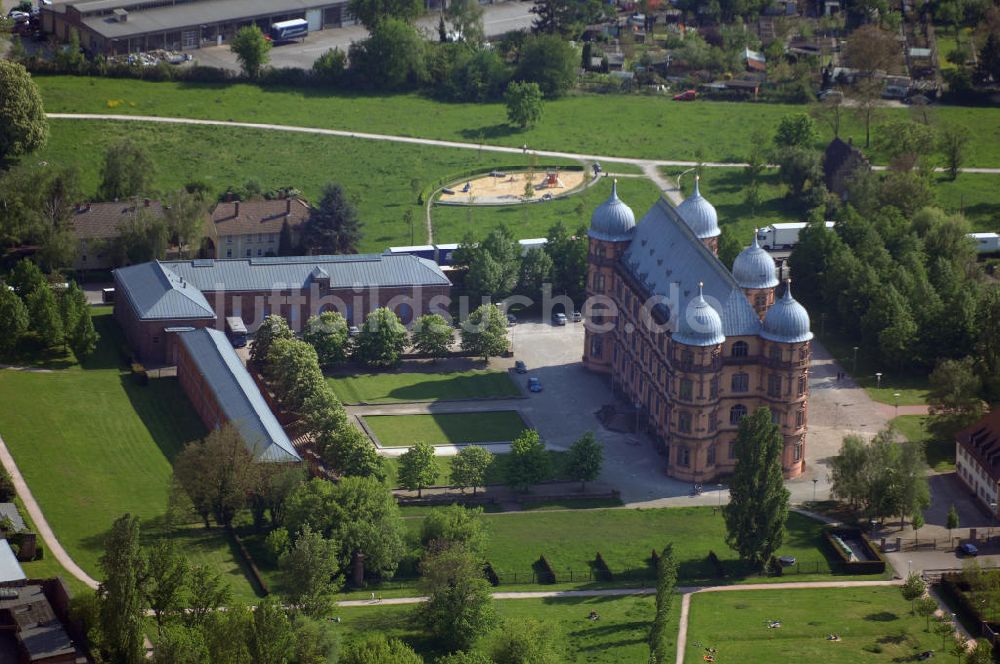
(322, 424), (386, 481)
(230, 25), (272, 79)
(648, 544), (677, 664)
(266, 338), (326, 414)
(0, 60), (48, 162)
(516, 245), (554, 299)
(723, 407), (790, 570)
(185, 564), (232, 629)
(491, 618), (565, 664)
(354, 307), (407, 368)
(928, 356), (985, 437)
(280, 525), (341, 617)
(348, 18), (427, 91)
(151, 624), (208, 664)
(773, 113), (817, 148)
(464, 225), (520, 300)
(59, 281), (87, 336)
(340, 634), (422, 664)
(163, 188), (207, 258)
(418, 543), (498, 650)
(419, 505), (487, 557)
(7, 259), (46, 298)
(0, 286), (28, 357)
(515, 33), (578, 97)
(504, 81), (544, 129)
(144, 540), (188, 633)
(346, 0), (422, 30)
(98, 514), (147, 664)
(26, 284), (63, 348)
(505, 429), (551, 492)
(250, 314), (293, 367)
(901, 572), (926, 614)
(110, 205), (170, 265)
(545, 221), (588, 302)
(445, 0), (485, 44)
(303, 311), (350, 368)
(98, 140), (155, 201)
(410, 313), (453, 359)
(460, 303), (509, 360)
(247, 597), (295, 664)
(567, 431), (603, 491)
(451, 445), (494, 495)
(398, 441), (438, 497)
(302, 182), (363, 254)
(529, 0), (603, 38)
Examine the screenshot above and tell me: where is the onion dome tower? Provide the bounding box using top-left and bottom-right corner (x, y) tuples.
(732, 229), (779, 319)
(676, 176), (720, 254)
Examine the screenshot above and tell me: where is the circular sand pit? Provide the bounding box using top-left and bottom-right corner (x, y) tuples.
(437, 169), (590, 206)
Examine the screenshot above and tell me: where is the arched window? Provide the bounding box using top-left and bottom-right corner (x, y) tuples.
(679, 378), (693, 400)
(732, 341), (748, 357)
(731, 373), (749, 393)
(729, 404), (747, 425)
(678, 411), (692, 433)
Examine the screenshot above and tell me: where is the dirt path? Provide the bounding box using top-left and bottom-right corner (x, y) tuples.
(0, 431), (100, 590)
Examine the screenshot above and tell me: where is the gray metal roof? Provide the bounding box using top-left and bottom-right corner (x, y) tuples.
(78, 0), (340, 39)
(178, 328), (300, 463)
(114, 262), (216, 321)
(0, 540), (25, 583)
(164, 254), (450, 293)
(0, 504), (26, 533)
(116, 254), (449, 321)
(621, 197), (762, 338)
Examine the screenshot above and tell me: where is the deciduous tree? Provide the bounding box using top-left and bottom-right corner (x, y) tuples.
(0, 60), (48, 162)
(354, 307), (407, 368)
(247, 597), (295, 664)
(186, 564), (232, 629)
(348, 18), (427, 91)
(172, 425), (261, 528)
(98, 140), (155, 201)
(418, 543), (497, 650)
(773, 113), (817, 148)
(98, 514), (147, 664)
(567, 431), (603, 491)
(398, 441), (438, 497)
(648, 544), (677, 664)
(723, 407), (790, 570)
(230, 25), (272, 79)
(340, 634), (422, 664)
(266, 338), (326, 414)
(939, 124), (970, 180)
(419, 504), (487, 557)
(515, 33), (578, 97)
(26, 284), (63, 348)
(346, 0), (422, 30)
(303, 311), (350, 368)
(322, 424), (385, 481)
(280, 525), (341, 617)
(410, 313), (453, 359)
(505, 429), (551, 492)
(250, 314), (293, 367)
(163, 188), (207, 258)
(901, 572), (926, 614)
(0, 286), (28, 357)
(445, 0), (485, 44)
(451, 445), (494, 495)
(144, 540), (188, 633)
(460, 303), (509, 360)
(491, 618), (564, 664)
(504, 80), (544, 129)
(302, 182), (363, 254)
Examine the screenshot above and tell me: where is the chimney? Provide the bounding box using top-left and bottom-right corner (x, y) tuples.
(234, 201), (240, 218)
(286, 199), (291, 216)
(144, 198), (150, 207)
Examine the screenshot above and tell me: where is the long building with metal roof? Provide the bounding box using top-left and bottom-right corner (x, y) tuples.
(583, 179), (812, 483)
(113, 253), (451, 364)
(176, 328), (299, 463)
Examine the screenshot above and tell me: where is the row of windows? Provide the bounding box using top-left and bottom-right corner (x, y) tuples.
(225, 233), (277, 244)
(675, 404), (805, 433)
(674, 440), (803, 467)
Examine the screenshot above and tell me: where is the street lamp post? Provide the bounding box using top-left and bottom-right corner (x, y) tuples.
(812, 478), (818, 503)
(676, 167), (697, 195)
(853, 346), (859, 375)
(717, 484), (723, 510)
(907, 559), (912, 577)
(875, 372), (883, 390)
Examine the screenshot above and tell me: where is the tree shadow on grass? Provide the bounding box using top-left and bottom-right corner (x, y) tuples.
(865, 611), (901, 622)
(458, 124), (522, 142)
(119, 374), (206, 465)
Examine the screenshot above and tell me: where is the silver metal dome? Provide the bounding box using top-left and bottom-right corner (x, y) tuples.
(588, 180), (635, 242)
(676, 176), (720, 239)
(673, 283), (726, 347)
(732, 230), (778, 289)
(761, 281), (813, 343)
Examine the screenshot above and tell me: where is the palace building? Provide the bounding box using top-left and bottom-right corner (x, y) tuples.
(582, 179), (813, 482)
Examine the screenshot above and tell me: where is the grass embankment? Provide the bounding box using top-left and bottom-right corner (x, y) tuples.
(328, 369), (520, 404)
(0, 310), (258, 599)
(332, 594), (676, 663)
(364, 411), (528, 446)
(686, 587), (941, 663)
(35, 76), (1000, 166)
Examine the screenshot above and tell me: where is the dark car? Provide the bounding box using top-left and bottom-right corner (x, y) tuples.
(527, 377), (542, 392)
(514, 360), (527, 374)
(957, 543), (979, 557)
(507, 313), (517, 327)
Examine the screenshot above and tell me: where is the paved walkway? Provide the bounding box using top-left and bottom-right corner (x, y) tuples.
(0, 432), (100, 590)
(877, 403), (931, 418)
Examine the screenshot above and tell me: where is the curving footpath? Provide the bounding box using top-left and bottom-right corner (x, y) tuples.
(0, 431), (100, 590)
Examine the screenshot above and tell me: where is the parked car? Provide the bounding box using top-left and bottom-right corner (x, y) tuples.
(957, 543), (979, 557)
(348, 325), (360, 337)
(571, 311), (582, 322)
(673, 89), (697, 101)
(514, 360), (527, 374)
(507, 313), (517, 327)
(527, 377), (543, 392)
(552, 312), (567, 326)
(778, 555), (797, 566)
(817, 89), (843, 102)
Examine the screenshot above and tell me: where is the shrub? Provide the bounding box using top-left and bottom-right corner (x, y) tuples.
(483, 561), (500, 587)
(593, 552), (613, 582)
(265, 527), (291, 565)
(534, 554), (556, 584)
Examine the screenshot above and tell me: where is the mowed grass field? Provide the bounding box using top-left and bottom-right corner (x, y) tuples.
(34, 76), (1000, 166)
(328, 369), (520, 404)
(0, 310), (258, 598)
(332, 594), (676, 662)
(401, 507), (860, 584)
(36, 119), (583, 253)
(685, 587), (940, 663)
(363, 411), (528, 446)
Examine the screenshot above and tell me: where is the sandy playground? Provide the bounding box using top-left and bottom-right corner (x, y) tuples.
(437, 169), (588, 205)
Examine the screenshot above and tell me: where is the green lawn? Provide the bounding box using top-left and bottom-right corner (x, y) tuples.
(363, 411), (528, 446)
(815, 330), (930, 406)
(328, 369), (520, 404)
(33, 76), (1000, 166)
(35, 119), (581, 253)
(686, 587), (942, 663)
(0, 310), (258, 599)
(932, 173), (1000, 233)
(332, 594), (675, 663)
(892, 415), (954, 472)
(431, 175), (664, 242)
(400, 507), (867, 585)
